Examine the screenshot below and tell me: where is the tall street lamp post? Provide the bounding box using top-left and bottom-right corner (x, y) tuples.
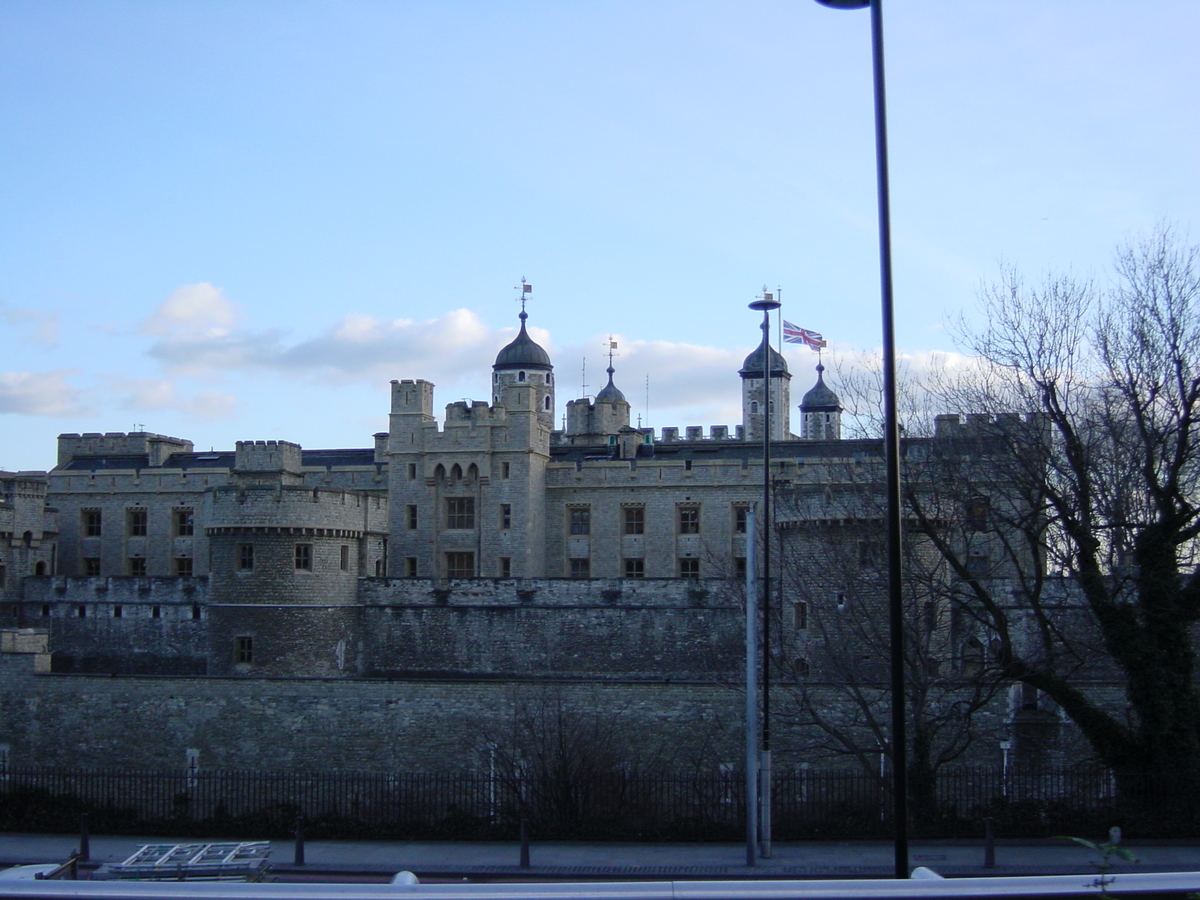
(813, 0), (908, 878)
(749, 290), (781, 859)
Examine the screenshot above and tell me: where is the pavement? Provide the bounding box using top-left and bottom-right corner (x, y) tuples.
(4, 833), (1200, 881)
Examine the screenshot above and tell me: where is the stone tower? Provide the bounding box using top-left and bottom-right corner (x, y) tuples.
(799, 363), (842, 441)
(739, 331), (792, 441)
(492, 307), (555, 432)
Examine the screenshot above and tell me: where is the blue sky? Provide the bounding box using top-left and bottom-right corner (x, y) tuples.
(2, 1), (1197, 471)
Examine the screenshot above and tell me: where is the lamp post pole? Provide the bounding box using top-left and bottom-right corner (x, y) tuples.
(813, 0), (908, 878)
(748, 290), (781, 858)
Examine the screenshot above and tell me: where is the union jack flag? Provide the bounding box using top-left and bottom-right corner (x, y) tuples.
(783, 321), (826, 350)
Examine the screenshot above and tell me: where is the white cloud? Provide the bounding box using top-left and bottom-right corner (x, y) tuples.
(140, 283), (239, 337)
(112, 377), (237, 420)
(143, 306), (507, 386)
(0, 302), (59, 347)
(0, 371), (86, 415)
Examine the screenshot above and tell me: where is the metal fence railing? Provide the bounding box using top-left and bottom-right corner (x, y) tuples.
(0, 765), (1189, 841)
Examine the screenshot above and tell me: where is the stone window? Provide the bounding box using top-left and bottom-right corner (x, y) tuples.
(569, 558), (590, 578)
(623, 557), (645, 578)
(965, 496), (991, 532)
(340, 545), (350, 571)
(83, 557), (101, 576)
(238, 544), (254, 571)
(622, 506), (645, 535)
(734, 556), (747, 579)
(192, 604), (201, 620)
(175, 557), (193, 577)
(499, 557), (512, 578)
(679, 557), (700, 578)
(446, 497), (475, 530)
(77, 605), (87, 618)
(793, 657), (810, 678)
(446, 552), (475, 579)
(152, 605), (161, 619)
(41, 604), (51, 617)
(966, 552), (990, 577)
(112, 605), (123, 618)
(678, 506), (700, 535)
(795, 600), (808, 630)
(500, 504), (512, 530)
(83, 509), (102, 537)
(235, 636), (253, 664)
(502, 462), (511, 479)
(857, 540), (880, 568)
(408, 463), (417, 480)
(174, 509), (194, 537)
(295, 544), (313, 571)
(734, 504), (749, 534)
(569, 507), (590, 535)
(405, 557), (418, 577)
(407, 505), (418, 530)
(128, 508), (148, 537)
(128, 557), (147, 577)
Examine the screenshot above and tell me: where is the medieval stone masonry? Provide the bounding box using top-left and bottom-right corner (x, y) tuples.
(0, 310), (1086, 772)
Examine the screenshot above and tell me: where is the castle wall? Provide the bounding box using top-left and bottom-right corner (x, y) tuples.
(19, 577), (209, 675)
(0, 652), (744, 772)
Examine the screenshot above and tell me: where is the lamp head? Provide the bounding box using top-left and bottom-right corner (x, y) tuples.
(814, 0), (870, 8)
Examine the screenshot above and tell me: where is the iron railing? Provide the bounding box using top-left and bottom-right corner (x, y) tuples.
(0, 765), (1188, 841)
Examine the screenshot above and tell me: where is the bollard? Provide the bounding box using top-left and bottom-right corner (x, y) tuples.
(983, 816), (995, 869)
(294, 816), (305, 866)
(519, 818), (530, 869)
(79, 813), (90, 862)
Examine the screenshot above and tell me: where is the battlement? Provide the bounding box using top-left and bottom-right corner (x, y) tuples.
(57, 432), (194, 468)
(445, 400), (505, 424)
(235, 440), (304, 474)
(390, 379), (435, 416)
(934, 412), (1048, 439)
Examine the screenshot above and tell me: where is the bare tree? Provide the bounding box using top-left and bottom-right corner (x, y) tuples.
(912, 229), (1200, 795)
(772, 464), (1006, 824)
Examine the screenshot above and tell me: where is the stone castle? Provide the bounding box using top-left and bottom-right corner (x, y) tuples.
(0, 307), (1065, 772)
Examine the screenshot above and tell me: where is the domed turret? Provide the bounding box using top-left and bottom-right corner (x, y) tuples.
(491, 307), (554, 430)
(494, 310), (552, 372)
(595, 366), (626, 404)
(738, 343), (789, 379)
(740, 331), (792, 441)
(800, 363), (842, 440)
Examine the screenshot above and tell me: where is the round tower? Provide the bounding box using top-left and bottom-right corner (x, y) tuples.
(492, 308), (554, 430)
(800, 363), (842, 440)
(739, 335), (792, 441)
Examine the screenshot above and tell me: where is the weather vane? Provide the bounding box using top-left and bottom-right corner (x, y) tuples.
(514, 277), (532, 314)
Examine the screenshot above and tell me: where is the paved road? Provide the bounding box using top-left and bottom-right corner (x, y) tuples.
(4, 833), (1200, 881)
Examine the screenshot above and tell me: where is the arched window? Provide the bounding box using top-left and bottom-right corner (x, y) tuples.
(962, 637), (985, 677)
(751, 401), (759, 415)
(544, 396), (551, 410)
(450, 464), (463, 483)
(34, 561), (47, 576)
(518, 371), (526, 382)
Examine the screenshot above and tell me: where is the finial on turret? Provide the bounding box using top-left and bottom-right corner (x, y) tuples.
(514, 277), (532, 318)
